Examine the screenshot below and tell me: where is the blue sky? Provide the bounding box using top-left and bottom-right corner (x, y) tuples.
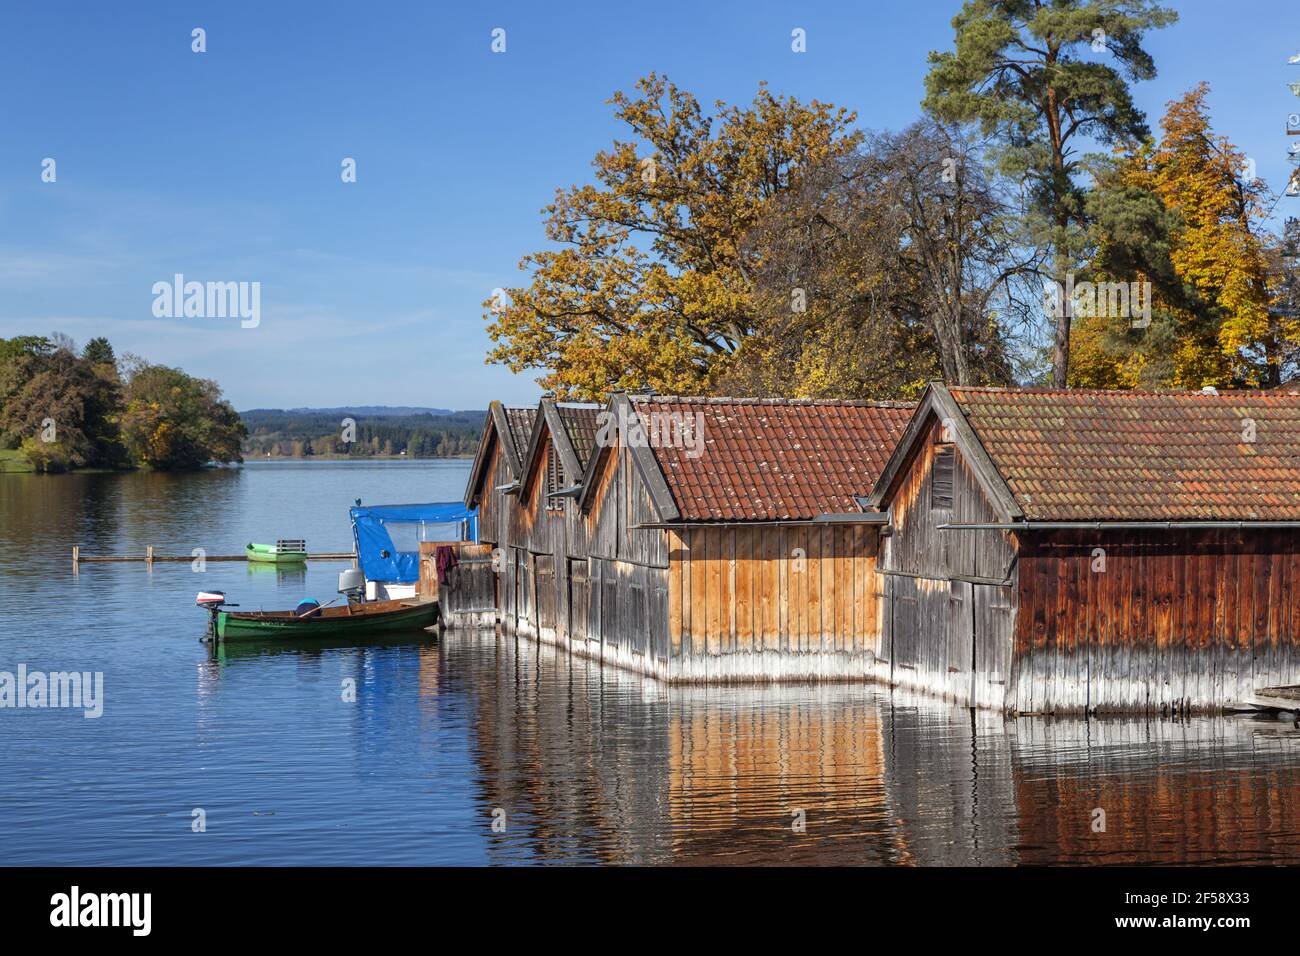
(1, 1), (1296, 410)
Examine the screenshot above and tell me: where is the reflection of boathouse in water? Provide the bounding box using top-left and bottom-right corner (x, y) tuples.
(447, 628), (1300, 865)
(456, 386), (1300, 714)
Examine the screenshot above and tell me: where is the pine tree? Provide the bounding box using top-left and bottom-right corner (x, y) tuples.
(924, 0), (1177, 385)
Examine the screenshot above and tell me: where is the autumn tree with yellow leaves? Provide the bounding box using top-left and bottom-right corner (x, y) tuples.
(484, 74), (863, 400)
(486, 75), (1040, 400)
(1075, 84), (1293, 389)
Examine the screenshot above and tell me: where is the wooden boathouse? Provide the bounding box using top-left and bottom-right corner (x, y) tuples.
(506, 398), (602, 644)
(868, 384), (1300, 715)
(465, 394), (914, 682)
(463, 396), (605, 642)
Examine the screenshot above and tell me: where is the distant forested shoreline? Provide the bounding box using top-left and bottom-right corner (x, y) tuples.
(1, 334), (245, 473)
(239, 408), (484, 459)
(0, 333), (486, 472)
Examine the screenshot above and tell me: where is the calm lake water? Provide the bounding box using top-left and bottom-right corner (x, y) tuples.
(4, 459), (1300, 865)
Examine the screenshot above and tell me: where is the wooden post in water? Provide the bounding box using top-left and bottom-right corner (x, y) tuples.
(146, 545), (154, 568)
(72, 546), (79, 574)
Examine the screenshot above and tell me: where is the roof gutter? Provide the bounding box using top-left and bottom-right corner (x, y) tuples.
(813, 512), (889, 525)
(938, 521), (1300, 531)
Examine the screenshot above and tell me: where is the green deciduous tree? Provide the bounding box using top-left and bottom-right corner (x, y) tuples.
(120, 364), (246, 470)
(0, 335), (125, 470)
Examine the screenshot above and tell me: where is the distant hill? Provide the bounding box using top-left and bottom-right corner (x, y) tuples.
(242, 405), (457, 418)
(240, 407), (485, 459)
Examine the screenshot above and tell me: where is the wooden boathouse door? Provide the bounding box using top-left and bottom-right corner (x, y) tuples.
(568, 559), (589, 644)
(949, 581), (975, 704)
(886, 573), (980, 704)
(887, 574), (920, 679)
(513, 549), (525, 632)
(536, 555), (556, 637)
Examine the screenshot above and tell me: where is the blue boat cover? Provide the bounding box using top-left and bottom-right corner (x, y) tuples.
(349, 502), (478, 583)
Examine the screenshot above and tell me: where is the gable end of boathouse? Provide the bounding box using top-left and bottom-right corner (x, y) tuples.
(871, 383), (1300, 715)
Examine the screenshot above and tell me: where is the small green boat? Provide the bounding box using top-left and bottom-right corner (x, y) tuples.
(204, 597), (440, 642)
(245, 539), (308, 564)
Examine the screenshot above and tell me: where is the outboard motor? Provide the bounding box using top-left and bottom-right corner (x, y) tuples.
(196, 591), (227, 609)
(338, 569), (366, 605)
(196, 591), (238, 642)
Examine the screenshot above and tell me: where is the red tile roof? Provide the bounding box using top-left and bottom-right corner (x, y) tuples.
(951, 387), (1300, 521)
(632, 397), (914, 521)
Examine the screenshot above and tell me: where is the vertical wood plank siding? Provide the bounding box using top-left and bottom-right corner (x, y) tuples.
(503, 431), (571, 642)
(513, 438), (671, 677)
(663, 524), (883, 682)
(435, 542), (497, 627)
(476, 442), (504, 550)
(1012, 529), (1300, 714)
(471, 393), (1300, 711)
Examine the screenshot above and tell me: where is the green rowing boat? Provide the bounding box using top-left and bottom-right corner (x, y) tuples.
(246, 540), (308, 564)
(211, 598), (440, 642)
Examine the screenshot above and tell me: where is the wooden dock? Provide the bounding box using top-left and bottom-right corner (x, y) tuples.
(72, 546), (355, 566)
(1227, 685), (1300, 713)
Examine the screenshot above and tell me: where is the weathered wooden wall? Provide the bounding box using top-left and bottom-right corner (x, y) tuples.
(876, 412), (1300, 713)
(1013, 529), (1300, 715)
(476, 440), (507, 552)
(878, 416), (1018, 708)
(433, 542), (497, 628)
(577, 441), (670, 674)
(490, 432), (893, 684)
(418, 540), (441, 599)
(504, 431), (570, 643)
(667, 524), (883, 681)
(495, 427), (672, 680)
(472, 437), (517, 629)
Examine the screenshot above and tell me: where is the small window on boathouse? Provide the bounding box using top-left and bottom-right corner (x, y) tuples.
(930, 442), (955, 510)
(546, 443), (564, 513)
